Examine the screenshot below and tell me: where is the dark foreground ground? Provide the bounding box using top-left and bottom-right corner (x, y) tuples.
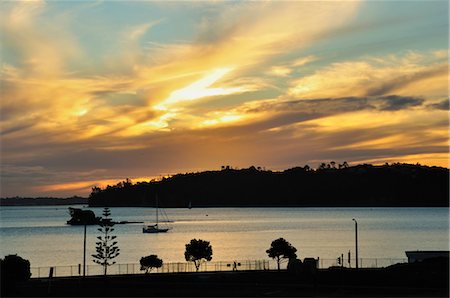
(3, 258), (449, 297)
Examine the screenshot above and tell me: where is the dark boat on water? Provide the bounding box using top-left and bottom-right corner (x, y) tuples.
(66, 207), (143, 225)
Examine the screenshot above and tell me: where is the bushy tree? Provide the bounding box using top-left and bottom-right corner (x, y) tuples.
(92, 208), (120, 275)
(140, 255), (163, 273)
(184, 239), (213, 272)
(266, 238), (297, 270)
(0, 254), (31, 281)
(0, 254), (31, 296)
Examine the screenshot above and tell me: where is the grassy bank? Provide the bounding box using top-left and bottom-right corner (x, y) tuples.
(4, 259), (449, 297)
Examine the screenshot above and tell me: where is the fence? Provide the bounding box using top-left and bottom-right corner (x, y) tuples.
(30, 258), (408, 278)
(316, 258), (407, 270)
(30, 260), (270, 278)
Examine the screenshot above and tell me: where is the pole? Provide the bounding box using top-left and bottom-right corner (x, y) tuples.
(156, 194), (158, 228)
(352, 218), (358, 269)
(83, 224), (87, 277)
(348, 250), (351, 268)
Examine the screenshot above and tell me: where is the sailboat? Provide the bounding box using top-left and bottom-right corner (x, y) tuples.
(143, 195), (172, 233)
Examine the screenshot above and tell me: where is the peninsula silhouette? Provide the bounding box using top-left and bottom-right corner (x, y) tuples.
(88, 163), (449, 207)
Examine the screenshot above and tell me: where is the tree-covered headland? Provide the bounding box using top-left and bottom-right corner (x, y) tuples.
(88, 163), (449, 207)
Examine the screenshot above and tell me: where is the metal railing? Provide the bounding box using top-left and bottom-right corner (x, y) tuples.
(30, 260), (270, 278)
(316, 258), (407, 269)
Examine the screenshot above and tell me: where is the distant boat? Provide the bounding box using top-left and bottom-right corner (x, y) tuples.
(143, 195), (172, 233)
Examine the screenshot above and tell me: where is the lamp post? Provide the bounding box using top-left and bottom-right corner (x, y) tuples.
(352, 218), (358, 269)
(83, 224), (87, 276)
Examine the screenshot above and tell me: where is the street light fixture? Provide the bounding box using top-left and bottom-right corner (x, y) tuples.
(352, 218), (358, 269)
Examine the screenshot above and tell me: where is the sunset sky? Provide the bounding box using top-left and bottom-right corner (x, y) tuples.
(1, 0), (448, 197)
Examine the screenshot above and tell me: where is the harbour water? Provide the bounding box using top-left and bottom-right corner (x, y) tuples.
(0, 206), (448, 268)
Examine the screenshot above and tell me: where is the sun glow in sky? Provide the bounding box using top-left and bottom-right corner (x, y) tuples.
(156, 67), (244, 110)
(0, 0), (448, 197)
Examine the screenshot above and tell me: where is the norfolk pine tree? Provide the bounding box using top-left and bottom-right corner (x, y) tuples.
(92, 208), (120, 275)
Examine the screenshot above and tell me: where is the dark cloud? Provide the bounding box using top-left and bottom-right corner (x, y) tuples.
(427, 99), (449, 110)
(246, 95), (425, 115)
(0, 122), (36, 136)
(365, 64), (448, 96)
(376, 95), (424, 111)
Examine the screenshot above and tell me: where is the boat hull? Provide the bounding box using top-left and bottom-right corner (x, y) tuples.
(143, 227), (169, 233)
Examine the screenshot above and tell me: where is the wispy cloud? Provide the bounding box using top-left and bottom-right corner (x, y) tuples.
(288, 51), (448, 99)
(127, 20), (163, 41)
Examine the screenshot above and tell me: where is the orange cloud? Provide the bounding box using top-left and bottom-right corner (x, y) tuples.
(34, 176), (158, 194)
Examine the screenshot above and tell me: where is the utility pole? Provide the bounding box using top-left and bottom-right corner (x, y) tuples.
(352, 218), (358, 269)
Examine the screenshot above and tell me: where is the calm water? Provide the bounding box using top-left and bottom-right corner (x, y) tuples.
(0, 206), (448, 268)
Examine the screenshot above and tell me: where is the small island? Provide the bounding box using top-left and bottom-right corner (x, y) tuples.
(66, 207), (143, 225)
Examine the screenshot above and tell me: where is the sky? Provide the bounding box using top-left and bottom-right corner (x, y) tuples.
(0, 0), (449, 197)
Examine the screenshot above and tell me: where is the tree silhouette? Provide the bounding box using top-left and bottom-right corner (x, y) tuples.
(184, 239), (213, 272)
(140, 255), (163, 273)
(92, 208), (120, 275)
(0, 254), (31, 296)
(266, 238), (297, 270)
(0, 254), (31, 281)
